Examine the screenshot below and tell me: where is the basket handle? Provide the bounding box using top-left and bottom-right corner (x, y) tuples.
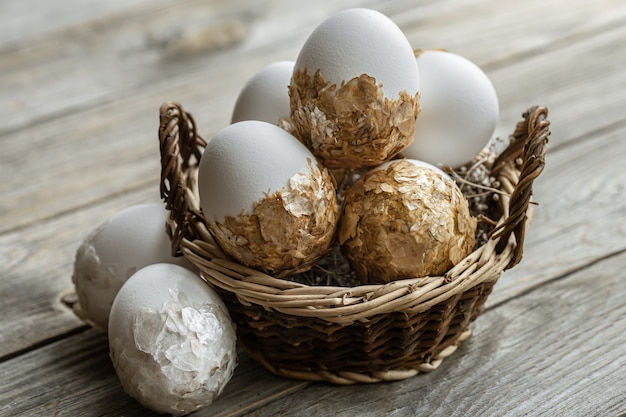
(158, 101), (207, 256)
(489, 106), (550, 268)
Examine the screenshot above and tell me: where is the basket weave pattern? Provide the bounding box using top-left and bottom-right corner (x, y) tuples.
(159, 104), (549, 384)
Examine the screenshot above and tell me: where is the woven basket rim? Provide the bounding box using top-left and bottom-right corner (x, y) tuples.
(181, 235), (513, 324)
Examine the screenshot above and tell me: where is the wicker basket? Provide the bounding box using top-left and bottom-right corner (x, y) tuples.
(158, 103), (549, 384)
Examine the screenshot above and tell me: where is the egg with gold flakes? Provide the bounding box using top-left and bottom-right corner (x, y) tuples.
(289, 8), (420, 170)
(338, 159), (477, 284)
(197, 120), (339, 276)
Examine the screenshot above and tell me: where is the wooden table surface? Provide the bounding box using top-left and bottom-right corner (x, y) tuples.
(2, 0), (625, 416)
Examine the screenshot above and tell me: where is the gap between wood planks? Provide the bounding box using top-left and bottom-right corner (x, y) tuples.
(2, 0), (623, 139)
(546, 116), (626, 155)
(0, 324), (90, 363)
(478, 15), (626, 74)
(3, 2), (626, 237)
(485, 247), (626, 312)
(2, 28), (624, 361)
(0, 178), (158, 236)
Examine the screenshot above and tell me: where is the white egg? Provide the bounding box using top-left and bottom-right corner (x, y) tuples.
(289, 8), (420, 169)
(231, 61), (294, 125)
(71, 203), (193, 331)
(198, 120), (338, 275)
(108, 263), (237, 416)
(403, 49), (499, 168)
(294, 8), (419, 99)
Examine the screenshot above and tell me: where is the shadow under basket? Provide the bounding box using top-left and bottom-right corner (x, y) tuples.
(158, 104), (550, 384)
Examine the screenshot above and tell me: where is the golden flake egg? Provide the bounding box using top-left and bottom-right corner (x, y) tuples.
(338, 159), (476, 284)
(289, 8), (420, 169)
(198, 120), (339, 277)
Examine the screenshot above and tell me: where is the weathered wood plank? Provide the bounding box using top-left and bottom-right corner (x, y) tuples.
(0, 0), (155, 46)
(0, 0), (367, 135)
(0, 1), (625, 416)
(491, 23), (626, 145)
(245, 250), (626, 417)
(3, 244), (624, 416)
(1, 22), (625, 363)
(0, 100), (623, 413)
(0, 329), (310, 417)
(0, 188), (159, 359)
(486, 121), (626, 308)
(2, 0), (622, 139)
(396, 0), (626, 70)
(3, 16), (626, 236)
(3, 0), (624, 135)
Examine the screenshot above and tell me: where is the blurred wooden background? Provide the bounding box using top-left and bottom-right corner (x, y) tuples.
(1, 0), (626, 415)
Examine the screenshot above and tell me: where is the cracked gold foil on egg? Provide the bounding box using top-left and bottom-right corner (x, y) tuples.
(289, 69), (420, 170)
(338, 159), (477, 284)
(208, 159), (339, 277)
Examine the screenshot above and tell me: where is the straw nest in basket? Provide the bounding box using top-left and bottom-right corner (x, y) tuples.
(158, 103), (549, 384)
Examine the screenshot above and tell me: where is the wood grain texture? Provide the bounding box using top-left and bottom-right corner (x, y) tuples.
(3, 54), (624, 359)
(0, 329), (311, 417)
(246, 251), (626, 417)
(2, 0), (625, 234)
(1, 0), (625, 415)
(0, 187), (159, 359)
(486, 118), (626, 307)
(3, 249), (624, 416)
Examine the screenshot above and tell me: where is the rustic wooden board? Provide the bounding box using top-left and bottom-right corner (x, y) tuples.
(245, 250), (626, 417)
(486, 121), (626, 307)
(0, 0), (367, 134)
(491, 23), (626, 144)
(1, 97), (624, 413)
(2, 0), (626, 415)
(0, 0), (155, 45)
(3, 9), (626, 236)
(2, 0), (623, 135)
(0, 188), (159, 359)
(2, 243), (624, 416)
(2, 26), (625, 359)
(0, 329), (310, 417)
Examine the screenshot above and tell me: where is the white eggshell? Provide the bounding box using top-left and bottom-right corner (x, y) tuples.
(403, 50), (499, 168)
(108, 263), (237, 416)
(72, 203), (193, 331)
(295, 8), (419, 98)
(198, 120), (316, 222)
(231, 61), (294, 124)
